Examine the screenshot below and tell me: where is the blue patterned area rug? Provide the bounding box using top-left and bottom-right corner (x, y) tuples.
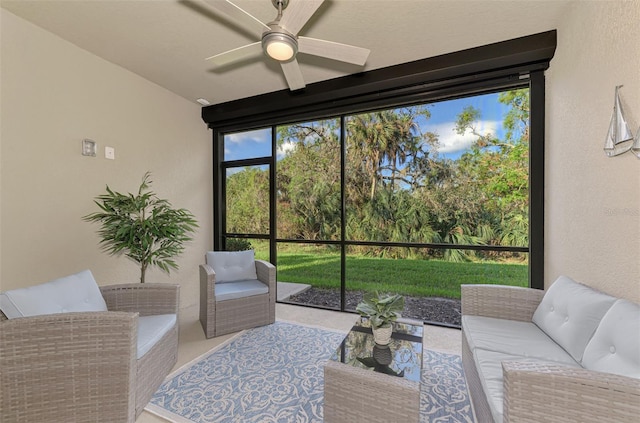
(145, 321), (475, 423)
(421, 349), (476, 422)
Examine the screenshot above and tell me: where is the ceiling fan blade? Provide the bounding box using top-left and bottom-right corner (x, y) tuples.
(206, 42), (263, 67)
(298, 37), (370, 66)
(201, 0), (270, 35)
(281, 59), (306, 91)
(278, 0), (324, 36)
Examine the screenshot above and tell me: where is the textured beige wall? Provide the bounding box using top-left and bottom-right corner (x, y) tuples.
(0, 10), (212, 319)
(546, 1), (640, 301)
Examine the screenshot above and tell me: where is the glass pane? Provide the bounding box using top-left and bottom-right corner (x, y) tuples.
(225, 166), (269, 235)
(345, 89), (530, 248)
(277, 242), (341, 310)
(343, 245), (528, 326)
(250, 239), (270, 261)
(332, 317), (423, 382)
(276, 119), (341, 241)
(345, 106), (433, 243)
(223, 128), (271, 161)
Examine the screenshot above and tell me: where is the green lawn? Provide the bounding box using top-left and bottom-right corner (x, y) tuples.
(254, 243), (527, 299)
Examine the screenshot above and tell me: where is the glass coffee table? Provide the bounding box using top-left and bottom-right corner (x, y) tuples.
(324, 317), (423, 423)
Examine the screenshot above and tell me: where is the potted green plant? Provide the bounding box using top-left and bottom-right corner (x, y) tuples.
(355, 291), (405, 345)
(83, 172), (198, 283)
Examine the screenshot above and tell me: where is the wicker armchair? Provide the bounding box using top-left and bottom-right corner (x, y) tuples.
(200, 251), (275, 338)
(461, 284), (640, 423)
(0, 283), (179, 423)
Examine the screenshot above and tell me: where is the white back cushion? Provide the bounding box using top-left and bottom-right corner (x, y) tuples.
(206, 250), (257, 283)
(532, 276), (616, 362)
(582, 299), (640, 378)
(0, 269), (107, 319)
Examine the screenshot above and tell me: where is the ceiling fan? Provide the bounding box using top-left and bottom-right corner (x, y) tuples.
(200, 0), (371, 91)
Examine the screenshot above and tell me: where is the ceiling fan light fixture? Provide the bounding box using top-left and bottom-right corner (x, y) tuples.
(204, 0), (369, 91)
(262, 31), (297, 61)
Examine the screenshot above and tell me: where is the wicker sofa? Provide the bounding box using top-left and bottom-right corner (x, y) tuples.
(0, 270), (179, 423)
(461, 276), (640, 423)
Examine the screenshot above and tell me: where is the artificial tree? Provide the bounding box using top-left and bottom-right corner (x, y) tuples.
(84, 172), (198, 283)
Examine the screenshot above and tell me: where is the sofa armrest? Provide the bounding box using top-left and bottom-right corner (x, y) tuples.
(101, 283), (179, 316)
(256, 260), (276, 323)
(0, 312), (138, 423)
(255, 259), (276, 292)
(503, 361), (640, 423)
(200, 262), (216, 294)
(461, 284), (544, 322)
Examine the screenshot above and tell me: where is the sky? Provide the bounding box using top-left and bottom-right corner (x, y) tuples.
(223, 91), (512, 163)
(425, 93), (508, 159)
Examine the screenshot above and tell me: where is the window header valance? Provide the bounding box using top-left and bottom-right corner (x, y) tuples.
(201, 30), (556, 131)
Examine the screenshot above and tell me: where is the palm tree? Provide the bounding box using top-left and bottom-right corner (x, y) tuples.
(346, 108), (423, 201)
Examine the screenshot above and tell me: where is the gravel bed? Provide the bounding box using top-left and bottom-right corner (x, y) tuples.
(287, 287), (461, 327)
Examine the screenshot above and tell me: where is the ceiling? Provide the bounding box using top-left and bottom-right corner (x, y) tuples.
(1, 0), (573, 106)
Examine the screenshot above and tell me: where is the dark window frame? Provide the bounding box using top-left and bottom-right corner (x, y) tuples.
(206, 30), (556, 294)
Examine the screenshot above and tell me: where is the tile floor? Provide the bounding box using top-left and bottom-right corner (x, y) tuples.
(136, 303), (462, 423)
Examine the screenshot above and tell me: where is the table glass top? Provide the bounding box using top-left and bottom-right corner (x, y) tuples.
(330, 317), (423, 382)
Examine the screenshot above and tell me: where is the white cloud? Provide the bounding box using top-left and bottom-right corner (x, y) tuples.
(225, 129), (270, 145)
(430, 120), (500, 154)
(276, 140), (297, 158)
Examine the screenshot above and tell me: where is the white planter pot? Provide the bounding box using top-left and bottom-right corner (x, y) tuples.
(372, 325), (392, 345)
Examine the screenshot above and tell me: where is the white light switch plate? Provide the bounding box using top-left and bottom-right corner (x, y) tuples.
(105, 146), (115, 160)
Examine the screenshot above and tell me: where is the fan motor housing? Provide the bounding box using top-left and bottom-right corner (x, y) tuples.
(262, 27), (298, 61)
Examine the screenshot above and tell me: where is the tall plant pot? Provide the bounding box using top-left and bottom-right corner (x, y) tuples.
(372, 325), (392, 345)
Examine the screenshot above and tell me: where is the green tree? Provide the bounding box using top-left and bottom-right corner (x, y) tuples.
(453, 88), (530, 249)
(277, 120), (341, 240)
(344, 106), (442, 253)
(226, 167), (269, 234)
(346, 107), (429, 200)
(223, 89), (530, 263)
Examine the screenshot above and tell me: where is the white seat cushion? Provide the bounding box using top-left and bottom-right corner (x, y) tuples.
(462, 315), (579, 365)
(214, 279), (268, 302)
(474, 348), (582, 423)
(137, 314), (177, 359)
(532, 275), (616, 362)
(0, 269), (107, 319)
(206, 250), (257, 283)
(581, 299), (640, 378)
